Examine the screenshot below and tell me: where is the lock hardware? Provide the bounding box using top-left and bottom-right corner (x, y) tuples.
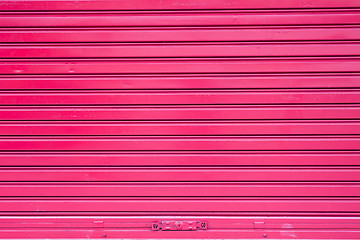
(151, 220), (207, 231)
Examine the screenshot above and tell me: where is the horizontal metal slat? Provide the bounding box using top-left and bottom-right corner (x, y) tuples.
(2, 58), (359, 74)
(0, 58), (360, 74)
(0, 167), (359, 181)
(1, 198), (360, 212)
(1, 27), (359, 42)
(2, 182), (360, 197)
(2, 11), (360, 27)
(3, 43), (360, 58)
(1, 0), (360, 10)
(0, 151), (357, 166)
(0, 90), (359, 105)
(0, 75), (359, 89)
(1, 120), (359, 135)
(0, 136), (359, 151)
(3, 11), (360, 27)
(1, 105), (359, 120)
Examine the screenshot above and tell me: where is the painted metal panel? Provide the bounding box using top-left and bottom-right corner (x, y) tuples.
(2, 105), (360, 120)
(0, 0), (359, 239)
(1, 10), (360, 27)
(1, 167), (360, 181)
(1, 0), (360, 10)
(1, 90), (360, 105)
(0, 74), (359, 89)
(1, 136), (360, 151)
(2, 27), (359, 42)
(0, 151), (358, 166)
(3, 43), (360, 58)
(2, 198), (360, 212)
(2, 183), (360, 197)
(1, 120), (359, 135)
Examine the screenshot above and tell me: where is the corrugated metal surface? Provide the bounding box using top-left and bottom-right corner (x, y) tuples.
(0, 0), (360, 238)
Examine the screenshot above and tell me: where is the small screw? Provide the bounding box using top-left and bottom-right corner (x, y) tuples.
(152, 223), (159, 230)
(263, 233), (267, 238)
(201, 222), (206, 229)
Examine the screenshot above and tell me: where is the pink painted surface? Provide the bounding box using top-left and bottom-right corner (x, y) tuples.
(0, 0), (359, 238)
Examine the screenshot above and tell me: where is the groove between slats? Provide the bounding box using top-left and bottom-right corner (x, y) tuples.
(0, 120), (359, 135)
(1, 27), (359, 42)
(0, 151), (357, 166)
(0, 136), (359, 151)
(1, 11), (360, 27)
